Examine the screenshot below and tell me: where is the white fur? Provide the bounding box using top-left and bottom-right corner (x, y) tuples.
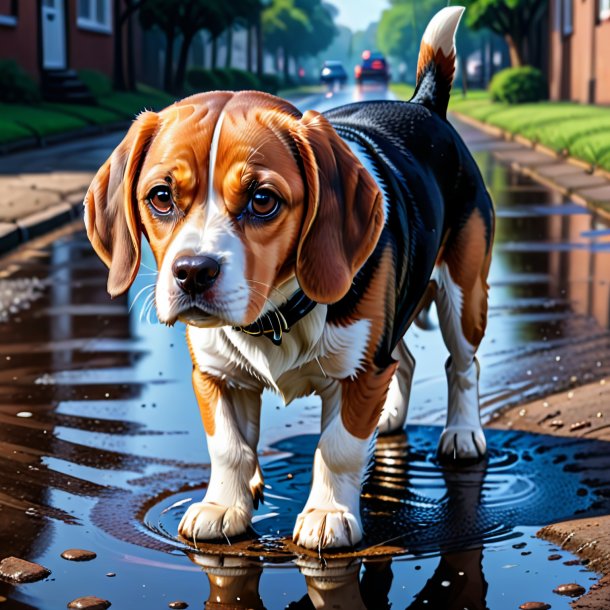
(293, 382), (368, 549)
(155, 207), (249, 325)
(422, 6), (464, 56)
(377, 339), (415, 435)
(179, 385), (261, 541)
(433, 263), (486, 459)
(207, 110), (225, 214)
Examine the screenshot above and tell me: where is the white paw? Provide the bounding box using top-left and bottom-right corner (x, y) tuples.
(293, 508), (362, 549)
(178, 501), (250, 542)
(438, 426), (486, 461)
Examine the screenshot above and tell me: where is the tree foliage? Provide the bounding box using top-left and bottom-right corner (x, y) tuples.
(462, 0), (548, 66)
(263, 0), (336, 78)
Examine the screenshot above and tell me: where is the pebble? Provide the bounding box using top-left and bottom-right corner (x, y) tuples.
(67, 596), (111, 609)
(548, 554), (562, 561)
(519, 603), (551, 610)
(0, 556), (51, 583)
(569, 420), (591, 432)
(61, 549), (97, 562)
(553, 583), (586, 597)
(168, 602), (189, 609)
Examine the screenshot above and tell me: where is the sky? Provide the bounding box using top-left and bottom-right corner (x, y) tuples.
(326, 0), (391, 32)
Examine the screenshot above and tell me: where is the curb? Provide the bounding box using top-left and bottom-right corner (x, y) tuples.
(452, 111), (610, 223)
(0, 196), (84, 256)
(0, 120), (131, 157)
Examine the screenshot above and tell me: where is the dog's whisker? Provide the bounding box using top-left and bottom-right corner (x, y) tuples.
(129, 283), (156, 313)
(245, 278), (291, 302)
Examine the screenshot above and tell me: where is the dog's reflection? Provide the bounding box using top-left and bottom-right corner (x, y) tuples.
(185, 432), (490, 610)
(187, 553), (266, 610)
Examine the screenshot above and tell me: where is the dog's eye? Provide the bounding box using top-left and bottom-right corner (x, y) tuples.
(248, 190), (281, 219)
(147, 186), (174, 215)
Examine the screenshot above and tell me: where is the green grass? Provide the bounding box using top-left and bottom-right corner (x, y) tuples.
(41, 102), (124, 124)
(0, 104), (86, 139)
(391, 84), (610, 173)
(97, 88), (176, 118)
(0, 85), (176, 148)
(0, 118), (35, 144)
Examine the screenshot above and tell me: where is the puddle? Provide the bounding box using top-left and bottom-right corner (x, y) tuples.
(1, 98), (610, 608)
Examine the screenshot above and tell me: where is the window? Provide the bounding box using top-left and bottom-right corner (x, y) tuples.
(562, 0), (573, 35)
(0, 0), (17, 27)
(77, 0), (111, 33)
(601, 0), (610, 21)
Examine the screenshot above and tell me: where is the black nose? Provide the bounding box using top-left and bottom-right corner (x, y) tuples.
(172, 255), (220, 294)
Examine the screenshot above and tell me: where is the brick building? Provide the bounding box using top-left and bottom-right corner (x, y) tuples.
(0, 1), (114, 80)
(549, 0), (610, 103)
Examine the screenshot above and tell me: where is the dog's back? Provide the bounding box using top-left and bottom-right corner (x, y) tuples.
(323, 9), (494, 367)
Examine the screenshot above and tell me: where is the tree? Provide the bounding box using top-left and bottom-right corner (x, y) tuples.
(377, 4), (417, 69)
(139, 0), (181, 92)
(263, 0), (335, 81)
(263, 0), (310, 79)
(462, 0), (548, 67)
(113, 0), (148, 91)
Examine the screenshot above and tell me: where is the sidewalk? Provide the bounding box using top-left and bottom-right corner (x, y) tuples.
(0, 131), (122, 253)
(453, 112), (610, 221)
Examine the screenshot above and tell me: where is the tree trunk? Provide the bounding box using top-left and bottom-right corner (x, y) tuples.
(212, 36), (218, 68)
(126, 3), (136, 90)
(283, 47), (290, 82)
(505, 34), (523, 67)
(256, 14), (263, 76)
(112, 0), (126, 91)
(175, 31), (195, 94)
(164, 30), (175, 92)
(225, 27), (233, 69)
(247, 24), (253, 72)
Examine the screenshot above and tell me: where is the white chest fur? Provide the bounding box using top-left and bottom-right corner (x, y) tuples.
(187, 308), (371, 402)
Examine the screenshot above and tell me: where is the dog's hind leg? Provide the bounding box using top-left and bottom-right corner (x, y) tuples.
(377, 339), (415, 435)
(434, 206), (493, 461)
(179, 369), (263, 541)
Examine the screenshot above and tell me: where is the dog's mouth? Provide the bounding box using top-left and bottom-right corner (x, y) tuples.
(176, 306), (222, 328)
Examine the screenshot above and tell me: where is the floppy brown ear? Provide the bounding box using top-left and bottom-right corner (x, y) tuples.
(291, 110), (384, 304)
(84, 111), (159, 297)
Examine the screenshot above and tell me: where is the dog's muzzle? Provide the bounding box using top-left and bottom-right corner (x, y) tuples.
(172, 255), (220, 296)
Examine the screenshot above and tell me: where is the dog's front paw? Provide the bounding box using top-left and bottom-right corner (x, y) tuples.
(293, 508), (362, 549)
(438, 426), (486, 461)
(178, 501), (250, 542)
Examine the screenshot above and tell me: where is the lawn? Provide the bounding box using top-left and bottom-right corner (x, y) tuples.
(1, 86), (176, 148)
(392, 84), (610, 173)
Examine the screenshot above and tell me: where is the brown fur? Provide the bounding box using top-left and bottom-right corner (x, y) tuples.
(442, 209), (493, 346)
(416, 41), (456, 92)
(290, 110), (385, 304)
(192, 368), (225, 437)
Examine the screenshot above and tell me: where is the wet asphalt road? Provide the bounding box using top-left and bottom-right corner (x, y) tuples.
(1, 85), (610, 609)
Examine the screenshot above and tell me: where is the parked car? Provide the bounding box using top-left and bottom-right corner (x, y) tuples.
(320, 60), (348, 86)
(355, 51), (390, 85)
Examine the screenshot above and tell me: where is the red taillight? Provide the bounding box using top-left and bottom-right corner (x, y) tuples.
(354, 65), (362, 77)
(371, 60), (384, 70)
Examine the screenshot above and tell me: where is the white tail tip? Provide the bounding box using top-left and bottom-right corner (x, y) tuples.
(422, 6), (465, 56)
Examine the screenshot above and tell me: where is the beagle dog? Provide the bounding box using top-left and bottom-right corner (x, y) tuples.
(84, 6), (494, 550)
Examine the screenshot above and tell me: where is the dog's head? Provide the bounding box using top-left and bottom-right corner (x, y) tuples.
(84, 91), (384, 328)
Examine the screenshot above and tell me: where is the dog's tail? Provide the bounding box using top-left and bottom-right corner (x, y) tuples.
(410, 6), (464, 118)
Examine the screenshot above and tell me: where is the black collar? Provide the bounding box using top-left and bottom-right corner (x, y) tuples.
(233, 289), (317, 346)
